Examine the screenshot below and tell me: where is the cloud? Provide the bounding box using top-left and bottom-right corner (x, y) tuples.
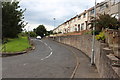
(20, 0), (105, 31)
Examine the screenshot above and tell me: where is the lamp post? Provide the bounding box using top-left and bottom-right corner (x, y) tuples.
(53, 18), (56, 40)
(91, 0), (97, 65)
(28, 26), (30, 36)
(53, 18), (56, 28)
(27, 26), (30, 44)
(118, 0), (120, 21)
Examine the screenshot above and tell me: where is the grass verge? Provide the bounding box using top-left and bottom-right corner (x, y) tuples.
(2, 37), (31, 53)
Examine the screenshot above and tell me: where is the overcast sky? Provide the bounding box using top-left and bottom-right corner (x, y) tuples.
(19, 0), (105, 31)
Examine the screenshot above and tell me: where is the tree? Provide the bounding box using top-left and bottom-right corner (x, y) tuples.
(29, 31), (37, 37)
(89, 14), (119, 31)
(2, 1), (26, 39)
(46, 30), (53, 36)
(34, 25), (47, 38)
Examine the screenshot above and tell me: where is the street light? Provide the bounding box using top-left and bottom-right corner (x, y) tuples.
(91, 0), (97, 65)
(27, 25), (30, 33)
(27, 25), (30, 44)
(53, 18), (56, 28)
(118, 0), (120, 20)
(53, 18), (56, 40)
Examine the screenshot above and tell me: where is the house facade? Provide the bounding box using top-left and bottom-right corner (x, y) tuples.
(53, 0), (120, 34)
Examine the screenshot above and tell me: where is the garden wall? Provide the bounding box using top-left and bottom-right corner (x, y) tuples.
(105, 29), (120, 58)
(53, 34), (120, 78)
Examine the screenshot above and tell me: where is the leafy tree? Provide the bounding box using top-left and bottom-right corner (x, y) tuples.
(89, 14), (119, 31)
(46, 30), (53, 36)
(2, 1), (26, 39)
(34, 25), (47, 38)
(29, 31), (37, 37)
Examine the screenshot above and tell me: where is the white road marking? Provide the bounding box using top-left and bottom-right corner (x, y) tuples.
(48, 46), (52, 51)
(44, 43), (48, 46)
(39, 40), (53, 60)
(23, 63), (28, 66)
(41, 52), (53, 60)
(39, 40), (42, 42)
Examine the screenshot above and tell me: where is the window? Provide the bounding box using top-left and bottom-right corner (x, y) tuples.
(90, 9), (94, 14)
(75, 24), (77, 26)
(99, 3), (108, 11)
(83, 13), (86, 18)
(78, 24), (80, 31)
(81, 23), (84, 30)
(75, 28), (77, 31)
(78, 16), (81, 19)
(100, 4), (105, 11)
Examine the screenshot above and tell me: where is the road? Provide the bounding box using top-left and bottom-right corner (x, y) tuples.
(2, 38), (77, 78)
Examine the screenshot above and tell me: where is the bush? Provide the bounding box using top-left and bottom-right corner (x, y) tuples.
(95, 32), (105, 41)
(19, 32), (28, 37)
(91, 30), (100, 35)
(29, 32), (37, 37)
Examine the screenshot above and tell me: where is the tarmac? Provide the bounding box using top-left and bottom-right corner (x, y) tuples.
(62, 43), (100, 78)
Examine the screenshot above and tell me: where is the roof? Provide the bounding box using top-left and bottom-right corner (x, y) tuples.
(53, 0), (108, 31)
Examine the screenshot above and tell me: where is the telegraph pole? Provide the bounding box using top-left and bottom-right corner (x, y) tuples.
(27, 26), (30, 44)
(53, 18), (56, 40)
(53, 18), (56, 28)
(118, 0), (120, 21)
(91, 0), (97, 65)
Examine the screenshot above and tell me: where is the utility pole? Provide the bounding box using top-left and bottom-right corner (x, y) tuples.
(28, 26), (30, 44)
(53, 18), (56, 40)
(118, 0), (120, 21)
(53, 18), (56, 28)
(91, 0), (97, 65)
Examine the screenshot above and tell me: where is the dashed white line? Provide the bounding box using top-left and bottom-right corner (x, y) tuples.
(44, 43), (48, 46)
(49, 46), (52, 51)
(39, 40), (53, 61)
(41, 52), (53, 60)
(23, 63), (28, 66)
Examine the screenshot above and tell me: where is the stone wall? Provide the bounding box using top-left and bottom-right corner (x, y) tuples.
(53, 34), (120, 78)
(105, 29), (120, 58)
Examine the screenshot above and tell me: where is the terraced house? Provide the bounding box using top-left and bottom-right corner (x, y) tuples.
(53, 0), (120, 34)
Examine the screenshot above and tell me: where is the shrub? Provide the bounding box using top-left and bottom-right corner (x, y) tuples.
(91, 30), (100, 35)
(29, 32), (37, 37)
(95, 32), (105, 41)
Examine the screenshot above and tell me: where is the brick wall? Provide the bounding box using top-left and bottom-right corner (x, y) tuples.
(53, 34), (120, 78)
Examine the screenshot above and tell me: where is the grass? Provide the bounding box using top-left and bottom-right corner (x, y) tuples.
(2, 37), (31, 53)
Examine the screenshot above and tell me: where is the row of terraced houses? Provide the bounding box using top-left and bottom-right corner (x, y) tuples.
(53, 0), (120, 34)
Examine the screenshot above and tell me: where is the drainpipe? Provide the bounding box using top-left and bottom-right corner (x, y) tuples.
(91, 0), (97, 65)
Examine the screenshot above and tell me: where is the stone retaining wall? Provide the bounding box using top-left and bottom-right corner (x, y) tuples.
(105, 29), (120, 58)
(53, 34), (120, 78)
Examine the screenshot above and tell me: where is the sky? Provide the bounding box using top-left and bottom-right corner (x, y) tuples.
(19, 0), (105, 31)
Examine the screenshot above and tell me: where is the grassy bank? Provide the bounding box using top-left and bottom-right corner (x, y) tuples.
(2, 37), (31, 53)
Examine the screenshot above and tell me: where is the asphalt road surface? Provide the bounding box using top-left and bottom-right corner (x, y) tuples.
(2, 38), (77, 78)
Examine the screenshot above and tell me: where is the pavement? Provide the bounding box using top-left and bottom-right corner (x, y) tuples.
(2, 38), (99, 78)
(61, 43), (100, 78)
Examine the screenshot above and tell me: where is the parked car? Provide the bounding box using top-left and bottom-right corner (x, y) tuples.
(36, 36), (41, 39)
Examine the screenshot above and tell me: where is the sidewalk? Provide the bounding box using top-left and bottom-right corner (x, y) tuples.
(74, 50), (99, 78)
(64, 44), (100, 78)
